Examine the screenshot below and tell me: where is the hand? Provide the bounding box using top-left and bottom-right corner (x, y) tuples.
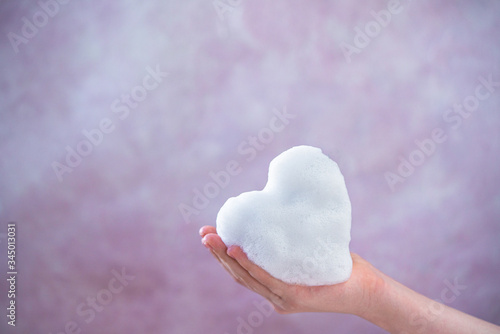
(200, 226), (500, 333)
(199, 225), (384, 316)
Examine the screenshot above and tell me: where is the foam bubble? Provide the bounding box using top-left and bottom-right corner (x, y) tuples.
(216, 145), (352, 286)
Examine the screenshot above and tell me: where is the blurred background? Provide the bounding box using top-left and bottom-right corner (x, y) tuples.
(0, 0), (499, 333)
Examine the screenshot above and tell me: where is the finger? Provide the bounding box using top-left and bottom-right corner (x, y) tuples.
(202, 234), (228, 270)
(203, 234), (282, 303)
(227, 245), (287, 296)
(204, 234), (262, 290)
(199, 225), (216, 237)
(207, 247), (250, 288)
(203, 233), (250, 282)
(206, 246), (226, 268)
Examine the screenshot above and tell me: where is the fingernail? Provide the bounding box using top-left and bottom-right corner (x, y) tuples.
(202, 237), (211, 249)
(227, 246), (235, 258)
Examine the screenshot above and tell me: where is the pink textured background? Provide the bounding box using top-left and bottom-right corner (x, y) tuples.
(1, 1), (499, 333)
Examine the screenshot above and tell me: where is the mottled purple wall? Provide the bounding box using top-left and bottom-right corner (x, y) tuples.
(0, 1), (499, 333)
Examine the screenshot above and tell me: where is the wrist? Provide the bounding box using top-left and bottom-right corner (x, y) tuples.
(355, 267), (425, 333)
(353, 262), (389, 319)
(336, 254), (388, 318)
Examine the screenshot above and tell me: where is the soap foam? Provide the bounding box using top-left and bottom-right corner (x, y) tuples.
(216, 145), (352, 286)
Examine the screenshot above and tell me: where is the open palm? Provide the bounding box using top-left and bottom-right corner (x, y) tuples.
(200, 225), (383, 315)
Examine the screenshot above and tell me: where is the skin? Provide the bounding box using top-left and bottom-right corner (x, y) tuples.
(200, 225), (500, 334)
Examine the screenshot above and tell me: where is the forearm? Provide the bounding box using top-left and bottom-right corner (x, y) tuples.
(358, 270), (500, 334)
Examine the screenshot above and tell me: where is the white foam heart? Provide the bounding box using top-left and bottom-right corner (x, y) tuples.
(216, 145), (352, 286)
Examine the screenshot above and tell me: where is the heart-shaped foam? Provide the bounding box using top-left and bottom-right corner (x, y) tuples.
(216, 145), (352, 286)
